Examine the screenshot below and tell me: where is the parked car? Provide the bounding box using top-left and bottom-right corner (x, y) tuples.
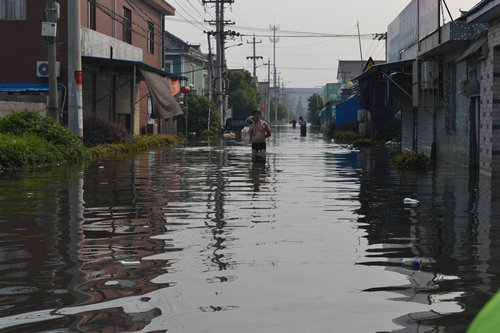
(225, 118), (246, 133)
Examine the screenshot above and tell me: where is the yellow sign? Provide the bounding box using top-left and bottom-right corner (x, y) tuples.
(363, 57), (375, 71)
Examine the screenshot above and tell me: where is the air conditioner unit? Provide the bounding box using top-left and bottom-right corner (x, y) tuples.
(36, 61), (61, 78)
(420, 60), (438, 90)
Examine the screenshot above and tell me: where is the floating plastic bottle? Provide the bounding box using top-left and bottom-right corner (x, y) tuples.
(404, 197), (419, 204)
(402, 258), (422, 269)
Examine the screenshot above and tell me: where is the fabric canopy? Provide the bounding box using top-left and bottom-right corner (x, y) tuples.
(139, 68), (183, 119)
(319, 105), (332, 120)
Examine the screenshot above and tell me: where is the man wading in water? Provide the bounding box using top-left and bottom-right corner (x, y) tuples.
(248, 110), (271, 161)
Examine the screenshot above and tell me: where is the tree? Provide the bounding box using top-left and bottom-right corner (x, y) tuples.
(307, 93), (323, 126)
(295, 97), (305, 118)
(226, 70), (261, 119)
(178, 95), (221, 134)
(268, 100), (289, 123)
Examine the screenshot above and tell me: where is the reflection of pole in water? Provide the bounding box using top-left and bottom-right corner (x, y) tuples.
(67, 169), (89, 302)
(206, 147), (228, 270)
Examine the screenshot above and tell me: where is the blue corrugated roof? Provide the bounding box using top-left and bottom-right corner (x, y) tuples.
(0, 83), (64, 92)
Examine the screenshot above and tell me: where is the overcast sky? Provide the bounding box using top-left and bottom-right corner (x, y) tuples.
(165, 0), (479, 88)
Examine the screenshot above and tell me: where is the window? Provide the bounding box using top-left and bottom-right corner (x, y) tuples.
(191, 64), (195, 85)
(87, 1), (96, 30)
(123, 7), (131, 44)
(0, 0), (26, 20)
(165, 60), (173, 73)
(147, 21), (154, 54)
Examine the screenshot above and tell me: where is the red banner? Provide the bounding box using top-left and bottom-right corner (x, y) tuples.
(169, 79), (180, 96)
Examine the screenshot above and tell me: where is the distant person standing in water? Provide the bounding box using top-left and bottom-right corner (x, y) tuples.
(299, 116), (307, 136)
(248, 110), (271, 161)
(291, 118), (297, 128)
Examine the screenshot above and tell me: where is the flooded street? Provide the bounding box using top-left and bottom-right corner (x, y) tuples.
(1, 125), (500, 332)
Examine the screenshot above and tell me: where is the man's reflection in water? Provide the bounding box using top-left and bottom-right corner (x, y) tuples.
(250, 160), (267, 192)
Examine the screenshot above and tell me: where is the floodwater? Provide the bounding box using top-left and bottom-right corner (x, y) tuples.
(1, 125), (500, 332)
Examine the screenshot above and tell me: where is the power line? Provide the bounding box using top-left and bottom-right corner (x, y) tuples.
(164, 17), (383, 39)
(88, 0), (163, 46)
(170, 0), (209, 31)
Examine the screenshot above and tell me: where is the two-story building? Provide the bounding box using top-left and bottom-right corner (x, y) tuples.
(355, 0), (500, 175)
(0, 0), (184, 136)
(164, 31), (209, 96)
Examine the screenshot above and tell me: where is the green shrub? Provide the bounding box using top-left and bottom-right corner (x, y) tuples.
(0, 111), (89, 163)
(332, 130), (364, 143)
(82, 111), (134, 147)
(87, 134), (183, 160)
(0, 133), (64, 169)
(392, 151), (431, 170)
(352, 138), (372, 147)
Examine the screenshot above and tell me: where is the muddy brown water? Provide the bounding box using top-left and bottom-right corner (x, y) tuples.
(1, 125), (499, 332)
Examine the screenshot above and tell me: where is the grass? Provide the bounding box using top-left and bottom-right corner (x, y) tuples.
(87, 134), (184, 160)
(0, 111), (184, 170)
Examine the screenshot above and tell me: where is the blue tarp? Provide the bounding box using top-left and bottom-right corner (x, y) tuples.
(335, 96), (361, 127)
(0, 83), (64, 92)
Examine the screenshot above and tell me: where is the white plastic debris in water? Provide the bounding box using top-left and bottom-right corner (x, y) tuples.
(104, 280), (120, 286)
(120, 260), (140, 267)
(404, 197), (419, 204)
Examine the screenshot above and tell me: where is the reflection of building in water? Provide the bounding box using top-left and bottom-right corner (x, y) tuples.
(74, 150), (182, 329)
(355, 147), (500, 330)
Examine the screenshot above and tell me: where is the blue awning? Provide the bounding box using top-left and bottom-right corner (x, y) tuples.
(0, 83), (64, 92)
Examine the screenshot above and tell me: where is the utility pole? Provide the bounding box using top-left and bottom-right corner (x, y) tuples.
(270, 25), (279, 125)
(45, 0), (59, 122)
(206, 32), (213, 99)
(206, 32), (213, 130)
(68, 0), (83, 139)
(246, 34), (262, 86)
(357, 21), (363, 72)
(267, 58), (270, 123)
(203, 0), (234, 125)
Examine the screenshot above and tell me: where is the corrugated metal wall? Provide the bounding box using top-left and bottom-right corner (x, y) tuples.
(417, 106), (434, 156)
(401, 108), (414, 152)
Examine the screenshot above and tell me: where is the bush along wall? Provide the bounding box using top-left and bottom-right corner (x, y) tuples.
(0, 111), (90, 170)
(391, 151), (432, 170)
(0, 111), (185, 171)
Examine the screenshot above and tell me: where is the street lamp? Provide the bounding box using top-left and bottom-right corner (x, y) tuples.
(224, 42), (243, 50)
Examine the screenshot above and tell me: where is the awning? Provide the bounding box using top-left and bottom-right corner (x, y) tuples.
(139, 68), (184, 119)
(0, 83), (64, 92)
(82, 55), (186, 81)
(82, 56), (186, 119)
(354, 60), (413, 127)
(319, 105), (333, 120)
(456, 38), (487, 62)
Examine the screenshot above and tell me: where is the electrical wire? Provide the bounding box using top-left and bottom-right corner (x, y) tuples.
(170, 0), (209, 31)
(164, 17), (381, 39)
(88, 0), (162, 46)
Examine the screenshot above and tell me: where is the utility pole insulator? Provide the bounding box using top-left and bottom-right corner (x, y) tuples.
(247, 34), (263, 86)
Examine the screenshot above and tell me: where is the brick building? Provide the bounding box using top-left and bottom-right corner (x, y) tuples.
(0, 0), (184, 135)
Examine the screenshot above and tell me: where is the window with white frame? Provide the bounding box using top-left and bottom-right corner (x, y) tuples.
(123, 7), (132, 44)
(147, 21), (154, 54)
(87, 1), (96, 30)
(165, 60), (173, 73)
(0, 0), (26, 20)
